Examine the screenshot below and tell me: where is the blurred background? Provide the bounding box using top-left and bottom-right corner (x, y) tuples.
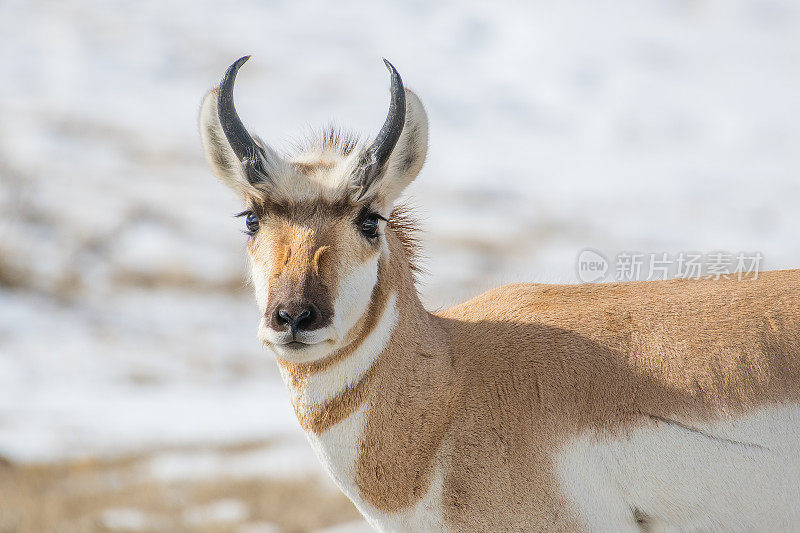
(1, 0), (799, 531)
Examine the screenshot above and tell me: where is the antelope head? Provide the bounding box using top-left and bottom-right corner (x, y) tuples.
(199, 57), (428, 363)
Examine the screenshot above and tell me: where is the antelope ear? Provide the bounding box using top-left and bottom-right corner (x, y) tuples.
(199, 88), (260, 198)
(361, 89), (429, 208)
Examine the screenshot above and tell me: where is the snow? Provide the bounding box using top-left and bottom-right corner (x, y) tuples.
(314, 520), (375, 533)
(183, 499), (250, 526)
(145, 441), (323, 483)
(1, 0), (799, 470)
(101, 507), (154, 531)
(241, 523), (282, 533)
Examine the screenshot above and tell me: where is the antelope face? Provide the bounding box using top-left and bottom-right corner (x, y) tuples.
(242, 190), (388, 362)
(199, 57), (428, 363)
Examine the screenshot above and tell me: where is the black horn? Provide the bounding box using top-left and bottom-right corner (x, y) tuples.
(358, 59), (406, 197)
(217, 56), (260, 166)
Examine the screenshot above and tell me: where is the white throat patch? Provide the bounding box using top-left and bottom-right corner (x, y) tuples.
(281, 292), (398, 411)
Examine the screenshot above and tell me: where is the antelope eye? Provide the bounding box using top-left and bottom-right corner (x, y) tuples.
(359, 213), (381, 239)
(245, 212), (259, 234)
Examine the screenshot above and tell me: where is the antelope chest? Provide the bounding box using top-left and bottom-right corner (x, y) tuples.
(303, 404), (449, 533)
(279, 346), (450, 532)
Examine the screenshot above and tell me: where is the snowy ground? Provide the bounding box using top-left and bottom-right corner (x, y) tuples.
(1, 0), (799, 529)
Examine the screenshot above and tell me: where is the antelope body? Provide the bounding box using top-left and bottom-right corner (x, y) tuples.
(200, 57), (800, 532)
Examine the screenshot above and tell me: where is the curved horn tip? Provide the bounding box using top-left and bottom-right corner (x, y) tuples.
(381, 58), (402, 82)
(217, 55), (260, 166)
(359, 57), (407, 173)
(223, 55), (252, 81)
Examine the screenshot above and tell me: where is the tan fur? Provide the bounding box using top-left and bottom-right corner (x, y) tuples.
(432, 270), (800, 529)
(350, 229), (800, 529)
(262, 213), (800, 529)
(200, 70), (800, 530)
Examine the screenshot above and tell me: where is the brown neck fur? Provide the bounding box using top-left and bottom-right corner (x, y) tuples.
(276, 216), (453, 439)
(354, 227), (460, 512)
(277, 194), (800, 530)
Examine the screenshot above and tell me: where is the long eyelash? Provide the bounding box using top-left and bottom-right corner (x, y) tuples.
(235, 209), (259, 237)
(370, 214), (386, 238)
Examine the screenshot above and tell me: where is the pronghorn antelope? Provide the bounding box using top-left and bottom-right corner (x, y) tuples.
(200, 56), (800, 532)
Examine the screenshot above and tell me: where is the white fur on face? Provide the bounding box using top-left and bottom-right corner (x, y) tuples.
(249, 252), (270, 314)
(251, 237), (382, 364)
(258, 320), (338, 362)
(332, 251), (381, 343)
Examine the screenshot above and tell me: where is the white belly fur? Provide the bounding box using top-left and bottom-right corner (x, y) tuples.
(556, 403), (800, 532)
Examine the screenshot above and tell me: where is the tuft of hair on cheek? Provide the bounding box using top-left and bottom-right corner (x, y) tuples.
(387, 203), (423, 281)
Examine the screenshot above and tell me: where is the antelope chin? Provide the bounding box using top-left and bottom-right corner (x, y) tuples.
(270, 340), (337, 363)
(258, 319), (338, 362)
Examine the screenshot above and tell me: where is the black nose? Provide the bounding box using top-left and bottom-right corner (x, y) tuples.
(272, 302), (319, 336)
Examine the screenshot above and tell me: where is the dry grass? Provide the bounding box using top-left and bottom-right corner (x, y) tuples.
(0, 444), (361, 533)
